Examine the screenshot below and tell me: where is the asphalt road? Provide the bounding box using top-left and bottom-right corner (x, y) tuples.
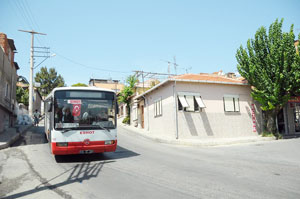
(0, 124), (300, 199)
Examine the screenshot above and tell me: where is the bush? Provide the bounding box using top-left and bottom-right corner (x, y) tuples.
(262, 131), (282, 139)
(122, 116), (130, 124)
(262, 131), (274, 137)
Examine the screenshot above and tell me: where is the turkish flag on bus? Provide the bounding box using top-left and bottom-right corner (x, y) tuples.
(72, 104), (81, 116)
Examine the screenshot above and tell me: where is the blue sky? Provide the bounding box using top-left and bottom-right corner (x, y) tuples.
(0, 0), (299, 86)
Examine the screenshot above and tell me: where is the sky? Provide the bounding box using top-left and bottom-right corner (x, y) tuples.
(0, 0), (299, 86)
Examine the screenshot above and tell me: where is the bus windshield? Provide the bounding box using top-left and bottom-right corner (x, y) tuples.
(54, 90), (116, 130)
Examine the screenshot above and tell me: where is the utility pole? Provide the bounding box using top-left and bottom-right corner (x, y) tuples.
(19, 30), (46, 117)
(173, 56), (178, 75)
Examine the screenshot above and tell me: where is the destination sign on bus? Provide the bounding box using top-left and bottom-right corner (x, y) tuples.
(68, 100), (82, 104)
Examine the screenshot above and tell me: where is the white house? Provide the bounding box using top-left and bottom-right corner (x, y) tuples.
(130, 73), (262, 139)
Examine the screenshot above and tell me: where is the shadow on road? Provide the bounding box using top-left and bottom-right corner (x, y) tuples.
(2, 144), (140, 198)
(54, 145), (140, 163)
(2, 160), (110, 199)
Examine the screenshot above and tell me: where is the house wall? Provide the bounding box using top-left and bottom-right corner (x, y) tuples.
(118, 103), (127, 119)
(33, 89), (42, 113)
(136, 81), (262, 139)
(0, 39), (17, 132)
(92, 82), (124, 93)
(0, 109), (9, 132)
(134, 82), (176, 137)
(175, 82), (260, 139)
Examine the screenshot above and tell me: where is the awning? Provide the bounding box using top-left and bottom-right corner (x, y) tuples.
(178, 95), (189, 107)
(195, 96), (206, 108)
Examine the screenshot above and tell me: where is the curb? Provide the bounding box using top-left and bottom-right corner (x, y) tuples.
(119, 124), (276, 147)
(0, 125), (32, 150)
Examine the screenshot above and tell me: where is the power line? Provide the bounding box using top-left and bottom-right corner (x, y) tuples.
(51, 50), (132, 74)
(133, 70), (175, 92)
(23, 0), (42, 31)
(13, 0), (33, 30)
(19, 0), (36, 29)
(7, 1), (28, 31)
(12, 0), (49, 47)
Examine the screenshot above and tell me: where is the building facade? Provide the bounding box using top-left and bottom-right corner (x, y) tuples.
(131, 73), (263, 139)
(89, 79), (124, 93)
(278, 97), (300, 136)
(0, 33), (19, 132)
(16, 79), (43, 114)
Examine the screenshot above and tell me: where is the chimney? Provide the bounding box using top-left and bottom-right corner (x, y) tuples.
(0, 33), (8, 54)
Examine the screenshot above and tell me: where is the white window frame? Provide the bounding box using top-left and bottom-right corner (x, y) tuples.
(223, 94), (240, 112)
(154, 97), (162, 117)
(177, 92), (206, 112)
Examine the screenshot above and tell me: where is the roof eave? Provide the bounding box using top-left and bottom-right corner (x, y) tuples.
(134, 78), (248, 99)
(170, 78), (248, 86)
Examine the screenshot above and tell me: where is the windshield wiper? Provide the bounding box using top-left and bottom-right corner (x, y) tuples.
(62, 128), (74, 133)
(93, 124), (110, 132)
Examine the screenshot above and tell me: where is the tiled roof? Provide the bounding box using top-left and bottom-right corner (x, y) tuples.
(134, 73), (248, 100)
(171, 73), (246, 84)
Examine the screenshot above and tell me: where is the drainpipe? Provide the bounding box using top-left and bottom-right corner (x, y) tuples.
(141, 95), (149, 131)
(173, 80), (178, 139)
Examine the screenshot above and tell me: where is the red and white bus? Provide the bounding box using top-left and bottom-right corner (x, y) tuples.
(44, 87), (118, 155)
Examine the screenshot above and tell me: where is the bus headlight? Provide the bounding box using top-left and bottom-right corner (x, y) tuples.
(105, 140), (115, 145)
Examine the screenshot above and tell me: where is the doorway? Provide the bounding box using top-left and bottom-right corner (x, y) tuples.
(277, 109), (285, 134)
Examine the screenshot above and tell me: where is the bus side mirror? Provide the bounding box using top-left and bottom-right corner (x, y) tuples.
(48, 102), (53, 112)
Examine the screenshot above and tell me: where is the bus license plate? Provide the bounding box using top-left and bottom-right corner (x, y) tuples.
(79, 150), (94, 154)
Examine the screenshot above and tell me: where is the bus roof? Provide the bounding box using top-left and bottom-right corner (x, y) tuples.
(45, 86), (116, 100)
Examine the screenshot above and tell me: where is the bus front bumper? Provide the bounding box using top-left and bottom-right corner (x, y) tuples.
(51, 140), (117, 155)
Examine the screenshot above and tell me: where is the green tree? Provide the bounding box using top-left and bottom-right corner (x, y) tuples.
(35, 67), (65, 96)
(118, 75), (137, 124)
(71, 83), (88, 87)
(236, 19), (300, 137)
(16, 86), (29, 106)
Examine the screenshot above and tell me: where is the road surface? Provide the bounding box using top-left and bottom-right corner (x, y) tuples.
(1, 124), (300, 199)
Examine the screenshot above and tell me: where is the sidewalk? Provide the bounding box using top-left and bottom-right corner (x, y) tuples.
(0, 124), (32, 150)
(119, 122), (276, 147)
